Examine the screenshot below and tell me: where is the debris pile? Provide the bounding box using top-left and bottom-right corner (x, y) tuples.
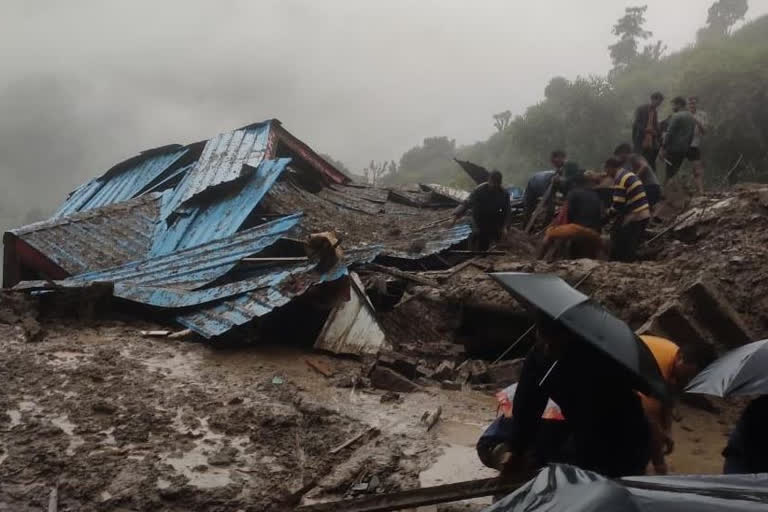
(3, 120), (768, 510)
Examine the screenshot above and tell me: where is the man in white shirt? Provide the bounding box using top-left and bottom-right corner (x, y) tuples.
(688, 96), (709, 195)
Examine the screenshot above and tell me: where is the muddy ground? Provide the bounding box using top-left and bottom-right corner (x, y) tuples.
(3, 186), (767, 511)
(0, 313), (740, 512)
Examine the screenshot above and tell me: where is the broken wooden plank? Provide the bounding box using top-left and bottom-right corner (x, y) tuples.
(364, 264), (439, 288)
(140, 330), (171, 337)
(48, 485), (58, 512)
(305, 358), (333, 378)
(168, 328), (193, 339)
(241, 257), (310, 263)
(329, 427), (380, 455)
(295, 475), (529, 512)
(444, 250), (505, 256)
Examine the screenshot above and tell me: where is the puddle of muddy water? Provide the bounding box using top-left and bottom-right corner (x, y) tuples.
(419, 421), (497, 509)
(161, 409), (254, 489)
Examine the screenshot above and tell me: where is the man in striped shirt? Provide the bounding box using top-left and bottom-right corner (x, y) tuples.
(605, 157), (651, 262)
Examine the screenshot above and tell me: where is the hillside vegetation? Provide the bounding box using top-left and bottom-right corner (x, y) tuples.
(387, 10), (768, 189)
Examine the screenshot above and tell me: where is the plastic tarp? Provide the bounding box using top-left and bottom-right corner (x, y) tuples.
(485, 464), (768, 512)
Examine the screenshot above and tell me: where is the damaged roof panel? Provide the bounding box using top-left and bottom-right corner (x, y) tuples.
(70, 213), (304, 290)
(314, 272), (390, 355)
(421, 183), (470, 204)
(175, 263), (350, 338)
(151, 158), (291, 257)
(10, 193), (164, 276)
(54, 147), (187, 218)
(163, 121), (272, 216)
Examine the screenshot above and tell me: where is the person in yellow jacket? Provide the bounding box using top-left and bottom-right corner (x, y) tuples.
(639, 335), (714, 474)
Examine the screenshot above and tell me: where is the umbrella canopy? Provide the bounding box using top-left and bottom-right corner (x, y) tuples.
(686, 339), (768, 397)
(497, 382), (564, 420)
(453, 158), (490, 185)
(490, 272), (668, 400)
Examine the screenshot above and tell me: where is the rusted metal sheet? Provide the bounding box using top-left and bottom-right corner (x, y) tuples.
(163, 121), (272, 217)
(420, 183), (470, 205)
(314, 272), (390, 355)
(269, 121), (350, 185)
(150, 158), (291, 256)
(316, 185), (386, 215)
(9, 193), (163, 276)
(54, 147), (187, 218)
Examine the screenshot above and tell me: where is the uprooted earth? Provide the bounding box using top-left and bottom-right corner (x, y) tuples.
(1, 183), (767, 511)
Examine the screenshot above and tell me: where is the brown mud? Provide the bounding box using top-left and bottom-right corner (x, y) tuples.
(3, 186), (767, 511)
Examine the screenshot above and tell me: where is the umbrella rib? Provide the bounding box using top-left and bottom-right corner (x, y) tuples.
(491, 268), (597, 365)
(539, 360), (559, 387)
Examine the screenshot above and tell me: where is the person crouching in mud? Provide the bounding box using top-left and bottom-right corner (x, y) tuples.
(477, 314), (651, 479)
(451, 170), (510, 251)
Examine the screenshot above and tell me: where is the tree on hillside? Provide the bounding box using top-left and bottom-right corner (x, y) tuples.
(609, 5), (652, 71)
(708, 0), (749, 36)
(363, 160), (390, 186)
(544, 77), (570, 100)
(493, 110), (512, 132)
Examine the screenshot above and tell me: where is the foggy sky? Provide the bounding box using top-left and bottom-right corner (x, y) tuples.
(1, 0), (767, 221)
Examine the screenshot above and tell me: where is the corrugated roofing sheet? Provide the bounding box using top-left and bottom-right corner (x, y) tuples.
(11, 193), (163, 276)
(314, 272), (389, 355)
(162, 121), (272, 217)
(54, 148), (187, 218)
(151, 158), (290, 257)
(421, 183), (470, 204)
(169, 223), (470, 338)
(64, 213), (303, 291)
(316, 184), (387, 215)
(174, 262), (350, 338)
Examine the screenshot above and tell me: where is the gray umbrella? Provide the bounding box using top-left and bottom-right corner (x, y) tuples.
(490, 272), (668, 400)
(686, 339), (768, 397)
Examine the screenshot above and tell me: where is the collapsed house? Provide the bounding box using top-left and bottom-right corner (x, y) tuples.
(3, 119), (480, 357)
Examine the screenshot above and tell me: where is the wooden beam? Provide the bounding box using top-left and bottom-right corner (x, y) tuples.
(295, 476), (528, 512)
(364, 264), (439, 288)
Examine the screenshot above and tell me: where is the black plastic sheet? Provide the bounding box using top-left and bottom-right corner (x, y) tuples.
(484, 464), (768, 512)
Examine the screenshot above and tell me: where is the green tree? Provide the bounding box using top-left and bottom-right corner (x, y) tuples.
(707, 0), (749, 36)
(609, 5), (652, 71)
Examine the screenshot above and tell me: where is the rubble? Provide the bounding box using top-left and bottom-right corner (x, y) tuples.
(370, 366), (421, 393)
(2, 115), (768, 510)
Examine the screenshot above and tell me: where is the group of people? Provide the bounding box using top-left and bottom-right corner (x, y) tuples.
(476, 321), (712, 479)
(449, 93), (709, 262)
(634, 92), (708, 195)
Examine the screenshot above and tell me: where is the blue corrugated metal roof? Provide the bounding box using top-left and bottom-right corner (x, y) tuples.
(174, 263), (349, 338)
(11, 193), (163, 275)
(54, 148), (187, 218)
(161, 122), (272, 218)
(68, 213), (303, 290)
(151, 158), (290, 257)
(170, 224), (471, 338)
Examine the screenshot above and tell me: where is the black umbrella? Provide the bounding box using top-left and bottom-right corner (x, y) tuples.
(490, 272), (668, 400)
(453, 158), (490, 185)
(686, 339), (768, 397)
